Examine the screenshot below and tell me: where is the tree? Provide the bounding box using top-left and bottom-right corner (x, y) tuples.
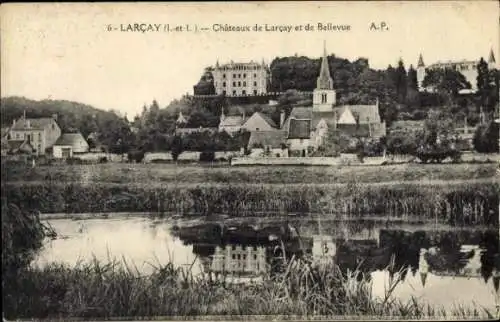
(395, 59), (408, 104)
(422, 68), (471, 105)
(473, 121), (499, 153)
(170, 135), (183, 161)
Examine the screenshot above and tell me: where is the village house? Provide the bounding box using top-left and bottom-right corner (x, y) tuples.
(247, 130), (288, 157)
(8, 113), (61, 156)
(52, 132), (90, 159)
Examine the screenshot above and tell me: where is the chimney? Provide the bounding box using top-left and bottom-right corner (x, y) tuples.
(52, 113), (58, 121)
(12, 118), (16, 126)
(280, 110), (286, 128)
(26, 120), (30, 128)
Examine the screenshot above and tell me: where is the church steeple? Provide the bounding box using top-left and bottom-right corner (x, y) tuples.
(317, 40), (334, 90)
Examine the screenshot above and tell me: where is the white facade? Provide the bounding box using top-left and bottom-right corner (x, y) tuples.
(212, 61), (269, 96)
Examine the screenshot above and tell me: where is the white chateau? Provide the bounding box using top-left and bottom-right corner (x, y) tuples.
(417, 49), (497, 93)
(211, 60), (269, 96)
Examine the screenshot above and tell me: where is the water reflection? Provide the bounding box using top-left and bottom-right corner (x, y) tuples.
(36, 217), (500, 310)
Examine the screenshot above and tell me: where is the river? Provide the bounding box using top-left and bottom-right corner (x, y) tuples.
(34, 215), (500, 312)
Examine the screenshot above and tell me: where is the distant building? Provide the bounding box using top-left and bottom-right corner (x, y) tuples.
(247, 130), (288, 157)
(52, 132), (90, 159)
(211, 60), (269, 96)
(416, 48), (497, 93)
(8, 113), (61, 156)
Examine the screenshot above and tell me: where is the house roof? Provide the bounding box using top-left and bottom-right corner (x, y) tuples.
(11, 117), (56, 131)
(248, 131), (287, 149)
(253, 112), (277, 128)
(220, 115), (247, 127)
(288, 119), (311, 139)
(289, 107), (313, 119)
(54, 133), (88, 146)
(333, 105), (381, 124)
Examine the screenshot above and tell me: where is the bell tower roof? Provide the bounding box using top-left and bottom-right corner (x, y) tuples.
(317, 40), (334, 90)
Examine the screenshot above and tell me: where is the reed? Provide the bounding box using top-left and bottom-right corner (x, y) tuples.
(3, 180), (498, 225)
(3, 256), (493, 320)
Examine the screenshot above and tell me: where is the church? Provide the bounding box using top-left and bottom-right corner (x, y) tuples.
(280, 43), (387, 156)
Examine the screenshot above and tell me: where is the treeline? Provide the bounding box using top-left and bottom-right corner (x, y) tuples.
(269, 55), (500, 126)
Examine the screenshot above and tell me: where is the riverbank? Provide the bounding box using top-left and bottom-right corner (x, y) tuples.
(4, 258), (494, 320)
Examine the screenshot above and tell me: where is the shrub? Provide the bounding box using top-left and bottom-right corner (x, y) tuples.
(199, 151), (215, 162)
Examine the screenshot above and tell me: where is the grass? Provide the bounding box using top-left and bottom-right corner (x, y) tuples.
(2, 162), (498, 185)
(3, 256), (495, 320)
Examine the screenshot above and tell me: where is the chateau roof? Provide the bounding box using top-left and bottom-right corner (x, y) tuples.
(11, 117), (57, 131)
(248, 131), (287, 149)
(489, 48), (496, 63)
(54, 133), (88, 147)
(417, 54), (425, 67)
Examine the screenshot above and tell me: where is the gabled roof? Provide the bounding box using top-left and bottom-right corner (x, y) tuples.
(252, 112), (277, 128)
(220, 115), (247, 127)
(337, 106), (357, 124)
(54, 133), (88, 146)
(417, 54), (425, 67)
(11, 117), (57, 131)
(288, 119), (311, 139)
(333, 105), (381, 124)
(248, 131), (287, 149)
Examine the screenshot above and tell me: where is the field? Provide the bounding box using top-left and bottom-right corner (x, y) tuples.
(2, 162), (498, 185)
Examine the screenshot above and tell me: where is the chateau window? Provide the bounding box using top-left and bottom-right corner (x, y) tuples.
(223, 90), (226, 95)
(232, 90), (236, 95)
(238, 81), (241, 86)
(223, 74), (226, 79)
(253, 90), (257, 95)
(243, 74), (246, 78)
(233, 82), (236, 86)
(233, 74), (236, 78)
(254, 73), (257, 78)
(238, 74), (241, 78)
(242, 90), (246, 95)
(243, 81), (246, 86)
(223, 82), (226, 87)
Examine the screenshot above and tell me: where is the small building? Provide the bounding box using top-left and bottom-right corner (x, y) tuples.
(242, 111), (278, 132)
(53, 132), (89, 159)
(219, 110), (249, 135)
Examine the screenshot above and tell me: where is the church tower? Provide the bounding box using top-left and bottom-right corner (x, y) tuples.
(416, 54), (426, 90)
(313, 41), (336, 112)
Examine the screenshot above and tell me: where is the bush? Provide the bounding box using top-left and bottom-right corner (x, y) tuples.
(199, 151), (215, 162)
(128, 150), (145, 163)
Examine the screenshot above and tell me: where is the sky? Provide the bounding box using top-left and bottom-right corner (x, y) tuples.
(1, 1), (499, 119)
